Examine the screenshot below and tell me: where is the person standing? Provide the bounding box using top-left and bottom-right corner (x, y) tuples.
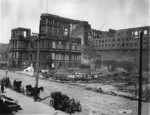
(1, 81), (4, 93)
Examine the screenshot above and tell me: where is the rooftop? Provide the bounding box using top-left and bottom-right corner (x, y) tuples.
(12, 27), (31, 31)
(41, 13), (81, 23)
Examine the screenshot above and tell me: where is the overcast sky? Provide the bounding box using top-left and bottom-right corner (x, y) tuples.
(0, 0), (149, 43)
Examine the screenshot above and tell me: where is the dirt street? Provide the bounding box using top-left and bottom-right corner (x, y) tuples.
(0, 70), (149, 115)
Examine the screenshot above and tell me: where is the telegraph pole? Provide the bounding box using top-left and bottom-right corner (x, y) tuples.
(34, 20), (41, 101)
(138, 31), (143, 115)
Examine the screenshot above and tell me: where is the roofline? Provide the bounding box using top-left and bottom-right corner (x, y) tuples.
(12, 27), (31, 31)
(117, 26), (150, 31)
(41, 13), (81, 23)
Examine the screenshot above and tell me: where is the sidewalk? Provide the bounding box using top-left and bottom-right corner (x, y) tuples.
(1, 88), (67, 115)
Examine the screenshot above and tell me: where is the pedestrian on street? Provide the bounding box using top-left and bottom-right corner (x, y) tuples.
(1, 81), (4, 93)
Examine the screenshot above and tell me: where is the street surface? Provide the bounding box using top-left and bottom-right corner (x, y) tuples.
(0, 70), (149, 115)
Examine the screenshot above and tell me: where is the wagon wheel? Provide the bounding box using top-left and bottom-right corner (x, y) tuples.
(50, 100), (54, 107)
(65, 107), (72, 114)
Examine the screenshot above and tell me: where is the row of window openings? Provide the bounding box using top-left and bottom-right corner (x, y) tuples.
(19, 53), (81, 61)
(95, 37), (148, 43)
(30, 43), (81, 51)
(41, 27), (69, 32)
(39, 53), (81, 60)
(92, 33), (107, 37)
(39, 42), (80, 50)
(12, 31), (27, 37)
(117, 30), (148, 36)
(41, 30), (67, 36)
(44, 19), (70, 27)
(132, 30), (148, 36)
(92, 29), (148, 38)
(95, 43), (139, 48)
(41, 27), (69, 35)
(12, 42), (27, 49)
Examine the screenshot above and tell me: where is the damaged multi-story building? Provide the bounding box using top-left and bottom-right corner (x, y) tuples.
(9, 13), (91, 69)
(9, 13), (150, 70)
(92, 26), (150, 69)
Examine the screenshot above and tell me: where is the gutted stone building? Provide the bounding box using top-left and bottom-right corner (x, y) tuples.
(40, 13), (91, 45)
(9, 29), (82, 69)
(9, 13), (150, 70)
(9, 28), (31, 68)
(9, 13), (92, 69)
(92, 26), (150, 69)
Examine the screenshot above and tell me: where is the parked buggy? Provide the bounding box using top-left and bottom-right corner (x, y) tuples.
(49, 92), (82, 114)
(26, 85), (34, 96)
(13, 80), (22, 92)
(0, 77), (12, 88)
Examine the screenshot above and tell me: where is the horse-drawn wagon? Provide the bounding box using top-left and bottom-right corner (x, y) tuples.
(13, 80), (22, 92)
(26, 85), (44, 98)
(49, 91), (82, 114)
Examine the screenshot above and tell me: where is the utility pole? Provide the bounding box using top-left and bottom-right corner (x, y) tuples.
(5, 69), (8, 78)
(69, 36), (72, 73)
(34, 20), (41, 101)
(138, 31), (143, 115)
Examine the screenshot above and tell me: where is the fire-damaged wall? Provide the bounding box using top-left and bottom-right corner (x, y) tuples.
(97, 49), (149, 69)
(70, 21), (91, 45)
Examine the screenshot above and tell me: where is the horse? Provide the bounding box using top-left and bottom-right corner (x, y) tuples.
(26, 85), (44, 98)
(36, 87), (44, 98)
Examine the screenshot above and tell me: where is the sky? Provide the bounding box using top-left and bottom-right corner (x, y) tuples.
(0, 0), (150, 43)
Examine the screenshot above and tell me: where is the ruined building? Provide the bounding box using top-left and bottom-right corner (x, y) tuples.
(9, 13), (150, 70)
(9, 13), (92, 69)
(92, 26), (150, 69)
